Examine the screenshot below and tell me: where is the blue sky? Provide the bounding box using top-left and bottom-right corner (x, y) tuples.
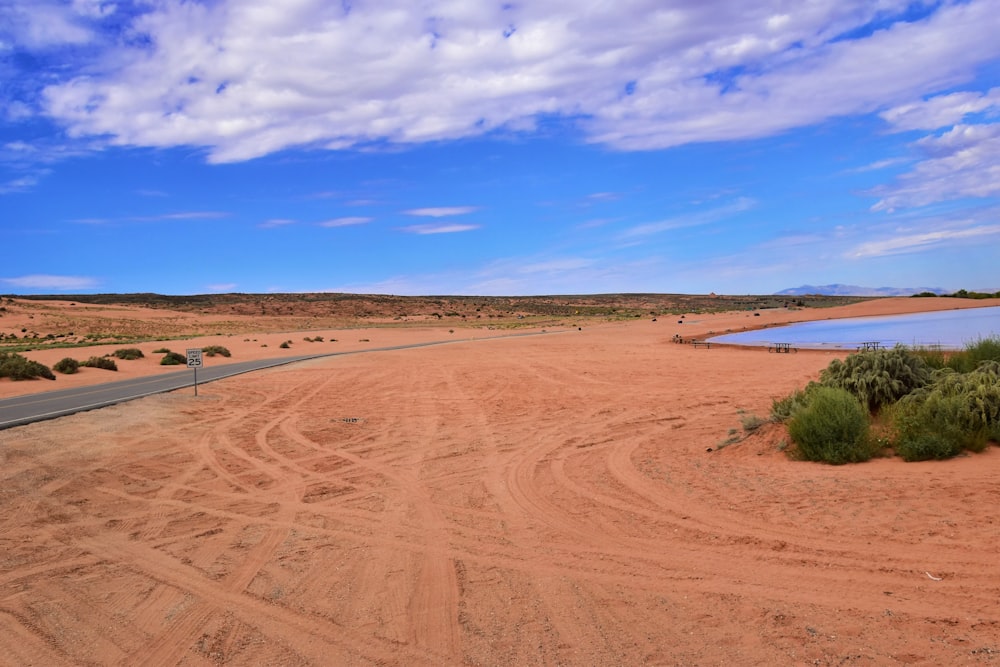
(2, 0), (999, 296)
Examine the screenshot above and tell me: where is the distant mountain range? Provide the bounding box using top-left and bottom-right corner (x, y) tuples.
(774, 284), (948, 297)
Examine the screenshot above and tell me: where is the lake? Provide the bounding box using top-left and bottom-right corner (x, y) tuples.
(708, 305), (1000, 350)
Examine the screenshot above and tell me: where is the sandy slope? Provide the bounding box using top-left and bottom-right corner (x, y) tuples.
(1, 297), (998, 665)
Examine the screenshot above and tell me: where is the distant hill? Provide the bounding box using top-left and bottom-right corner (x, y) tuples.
(775, 284), (947, 297)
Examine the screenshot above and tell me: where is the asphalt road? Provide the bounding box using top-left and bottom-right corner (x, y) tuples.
(0, 353), (341, 430)
(0, 332), (556, 431)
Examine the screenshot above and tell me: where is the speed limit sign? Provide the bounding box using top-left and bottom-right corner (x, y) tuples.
(186, 349), (203, 368)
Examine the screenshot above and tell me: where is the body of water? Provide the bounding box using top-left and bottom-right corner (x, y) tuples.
(708, 305), (1000, 350)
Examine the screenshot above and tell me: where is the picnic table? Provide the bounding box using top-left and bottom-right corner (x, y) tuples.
(691, 340), (712, 349)
(768, 342), (797, 353)
(858, 341), (882, 351)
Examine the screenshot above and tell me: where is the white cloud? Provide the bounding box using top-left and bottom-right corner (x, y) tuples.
(399, 223), (480, 234)
(131, 211), (231, 221)
(880, 88), (1000, 131)
(205, 282), (238, 292)
(848, 222), (1000, 258)
(318, 216), (373, 227)
(3, 101), (33, 122)
(0, 174), (42, 194)
(0, 1), (109, 51)
(29, 0), (1000, 162)
(870, 122), (1000, 211)
(67, 210), (231, 224)
(70, 0), (117, 20)
(404, 207), (478, 217)
(1, 274), (100, 290)
(258, 218), (296, 229)
(845, 157), (907, 174)
(620, 197), (755, 238)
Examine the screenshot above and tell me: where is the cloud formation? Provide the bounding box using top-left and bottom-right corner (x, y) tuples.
(872, 89), (1000, 211)
(0, 274), (100, 290)
(620, 197), (756, 239)
(6, 0), (993, 166)
(400, 223), (480, 235)
(318, 217), (373, 227)
(849, 221), (1000, 258)
(404, 207), (478, 217)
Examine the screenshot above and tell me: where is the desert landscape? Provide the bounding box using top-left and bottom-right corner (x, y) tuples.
(2, 294), (999, 665)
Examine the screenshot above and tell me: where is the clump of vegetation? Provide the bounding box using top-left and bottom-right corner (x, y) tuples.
(53, 357), (80, 374)
(891, 363), (1000, 461)
(153, 347), (171, 354)
(771, 384), (819, 422)
(113, 348), (144, 360)
(786, 386), (875, 464)
(948, 336), (1000, 373)
(202, 345), (231, 357)
(739, 413), (769, 433)
(279, 340), (291, 349)
(946, 289), (1000, 300)
(819, 346), (931, 412)
(82, 356), (117, 371)
(769, 336), (1000, 464)
(160, 351), (187, 365)
(0, 352), (55, 380)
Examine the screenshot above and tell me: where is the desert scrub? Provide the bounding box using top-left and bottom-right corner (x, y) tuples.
(153, 347), (171, 354)
(201, 345), (231, 357)
(53, 357), (80, 374)
(787, 386), (875, 464)
(113, 348), (144, 360)
(891, 364), (1000, 461)
(740, 413), (769, 433)
(160, 351), (187, 365)
(771, 383), (820, 422)
(819, 346), (930, 412)
(0, 352), (55, 380)
(944, 335), (1000, 373)
(82, 356), (117, 371)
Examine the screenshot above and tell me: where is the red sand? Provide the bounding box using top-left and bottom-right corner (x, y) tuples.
(1, 297), (998, 665)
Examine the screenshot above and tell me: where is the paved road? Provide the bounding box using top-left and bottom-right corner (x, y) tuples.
(0, 332), (556, 431)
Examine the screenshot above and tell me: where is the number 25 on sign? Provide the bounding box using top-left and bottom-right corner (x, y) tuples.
(186, 349), (203, 395)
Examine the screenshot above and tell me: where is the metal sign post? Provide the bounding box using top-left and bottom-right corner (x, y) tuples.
(186, 348), (203, 396)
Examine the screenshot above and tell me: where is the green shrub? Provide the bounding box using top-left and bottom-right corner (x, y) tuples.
(0, 352), (55, 380)
(771, 383), (820, 422)
(910, 346), (948, 370)
(960, 336), (1000, 372)
(160, 351), (187, 365)
(113, 348), (144, 360)
(279, 341), (291, 349)
(53, 357), (80, 374)
(202, 345), (231, 357)
(892, 365), (1000, 461)
(787, 386), (874, 464)
(153, 347), (171, 354)
(82, 356), (117, 371)
(819, 346), (930, 412)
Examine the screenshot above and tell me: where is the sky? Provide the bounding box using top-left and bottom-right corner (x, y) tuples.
(1, 0), (999, 296)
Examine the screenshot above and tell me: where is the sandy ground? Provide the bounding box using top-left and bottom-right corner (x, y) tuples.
(1, 297), (999, 665)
